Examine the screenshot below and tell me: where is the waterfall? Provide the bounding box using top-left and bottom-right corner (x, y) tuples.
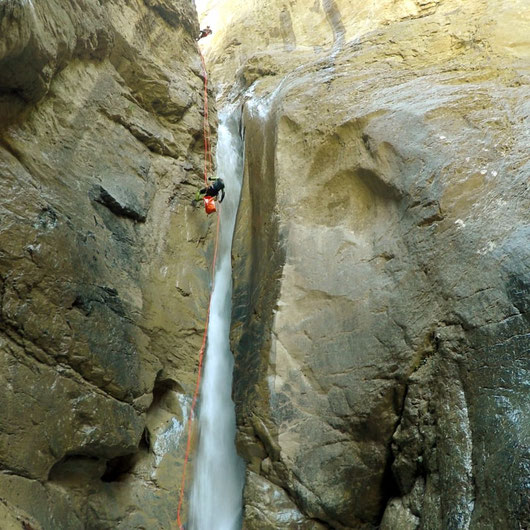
(189, 108), (245, 530)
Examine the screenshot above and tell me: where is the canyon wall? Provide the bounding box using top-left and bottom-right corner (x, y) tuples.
(0, 1), (213, 527)
(199, 0), (530, 528)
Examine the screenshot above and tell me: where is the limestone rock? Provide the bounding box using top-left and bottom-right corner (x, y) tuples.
(199, 0), (530, 527)
(0, 498), (42, 530)
(243, 470), (328, 529)
(1, 0), (215, 527)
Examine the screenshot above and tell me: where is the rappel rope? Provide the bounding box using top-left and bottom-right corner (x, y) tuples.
(201, 50), (214, 181)
(176, 46), (220, 530)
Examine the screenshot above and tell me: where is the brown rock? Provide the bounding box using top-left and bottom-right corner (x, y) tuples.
(197, 0), (530, 527)
(1, 0), (215, 527)
(243, 470), (328, 529)
(0, 498), (42, 530)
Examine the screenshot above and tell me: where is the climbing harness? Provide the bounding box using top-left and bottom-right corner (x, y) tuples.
(176, 46), (220, 529)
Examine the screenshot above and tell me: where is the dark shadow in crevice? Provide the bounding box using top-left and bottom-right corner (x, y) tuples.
(357, 166), (404, 202)
(140, 425), (151, 451)
(48, 454), (105, 483)
(148, 374), (184, 413)
(100, 427), (151, 483)
(100, 453), (137, 483)
(100, 375), (184, 483)
(377, 443), (405, 526)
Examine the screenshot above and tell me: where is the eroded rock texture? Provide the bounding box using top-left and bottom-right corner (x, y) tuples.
(199, 0), (530, 528)
(0, 1), (215, 527)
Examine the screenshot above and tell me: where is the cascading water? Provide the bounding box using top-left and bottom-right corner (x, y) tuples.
(189, 108), (245, 530)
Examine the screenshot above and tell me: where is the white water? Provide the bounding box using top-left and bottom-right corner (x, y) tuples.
(189, 108), (245, 530)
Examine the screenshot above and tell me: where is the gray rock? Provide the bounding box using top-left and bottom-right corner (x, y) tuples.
(0, 0), (215, 527)
(222, 0), (530, 527)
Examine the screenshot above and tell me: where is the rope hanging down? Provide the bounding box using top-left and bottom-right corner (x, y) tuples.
(200, 50), (214, 185)
(176, 47), (220, 529)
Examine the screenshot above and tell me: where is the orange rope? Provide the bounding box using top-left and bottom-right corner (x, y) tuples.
(199, 50), (214, 184)
(176, 44), (219, 530)
(176, 210), (220, 529)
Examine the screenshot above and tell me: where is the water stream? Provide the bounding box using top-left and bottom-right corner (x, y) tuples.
(189, 108), (245, 530)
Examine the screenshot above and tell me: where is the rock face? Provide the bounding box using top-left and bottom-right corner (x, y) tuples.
(0, 1), (215, 527)
(199, 0), (530, 528)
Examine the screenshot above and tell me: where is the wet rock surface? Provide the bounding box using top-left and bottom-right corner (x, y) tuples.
(1, 0), (214, 527)
(196, 0), (530, 527)
(244, 470), (328, 530)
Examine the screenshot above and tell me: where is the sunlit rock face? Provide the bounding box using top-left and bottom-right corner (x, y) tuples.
(0, 0), (214, 527)
(197, 0), (530, 528)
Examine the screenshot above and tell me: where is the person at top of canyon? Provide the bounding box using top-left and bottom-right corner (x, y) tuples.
(196, 26), (212, 40)
(195, 177), (225, 203)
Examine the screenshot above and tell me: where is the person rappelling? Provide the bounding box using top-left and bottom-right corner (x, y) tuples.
(195, 176), (225, 203)
(196, 26), (212, 41)
(194, 177), (225, 214)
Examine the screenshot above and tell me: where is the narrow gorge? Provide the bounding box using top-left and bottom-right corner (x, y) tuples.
(189, 108), (245, 529)
(1, 0), (529, 529)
